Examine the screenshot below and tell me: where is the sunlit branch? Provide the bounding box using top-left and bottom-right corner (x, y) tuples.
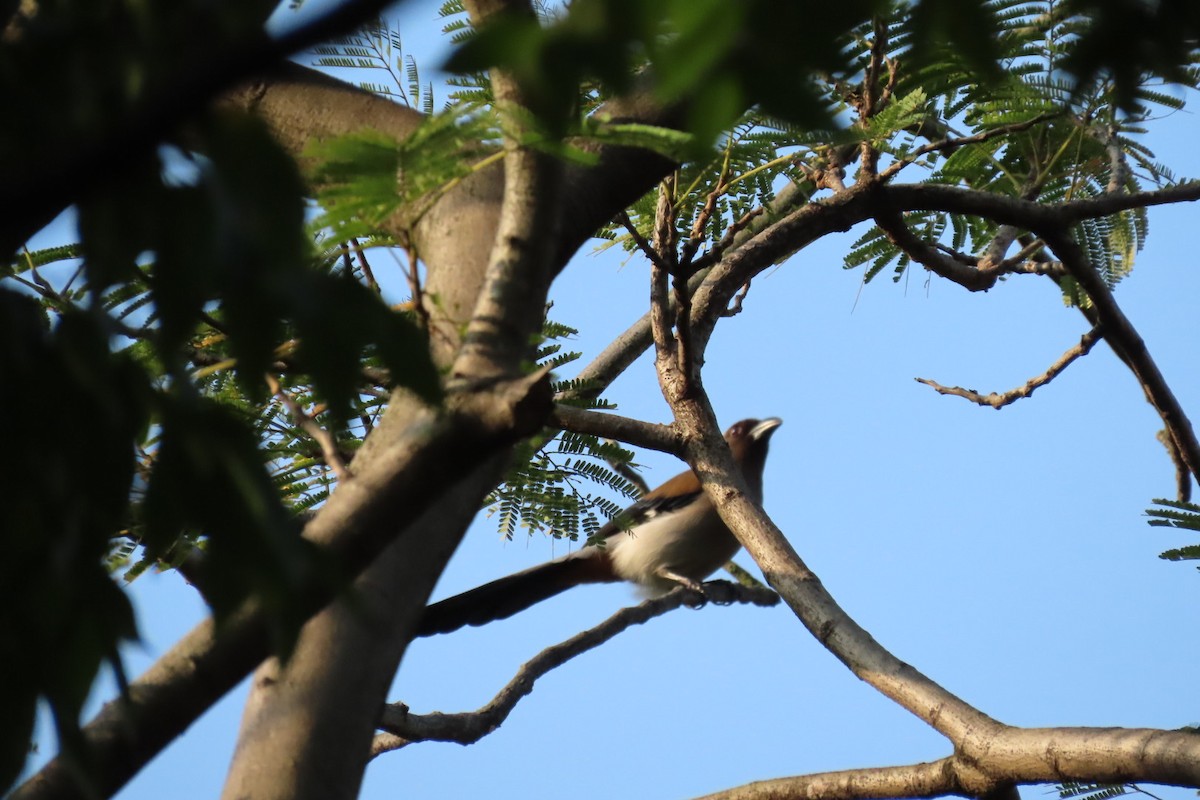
(371, 583), (780, 755)
(916, 326), (1104, 410)
(548, 405), (683, 457)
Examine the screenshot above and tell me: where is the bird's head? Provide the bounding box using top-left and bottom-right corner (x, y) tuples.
(724, 417), (782, 477)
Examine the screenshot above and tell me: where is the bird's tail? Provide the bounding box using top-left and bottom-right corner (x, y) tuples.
(416, 553), (615, 637)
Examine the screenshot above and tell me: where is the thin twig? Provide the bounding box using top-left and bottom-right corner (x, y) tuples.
(689, 206), (765, 273)
(997, 238), (1049, 271)
(617, 210), (669, 271)
(351, 238), (380, 293)
(265, 374), (352, 482)
(878, 113), (1060, 181)
(858, 16), (890, 176)
(679, 147), (731, 268)
(401, 241), (431, 334)
(371, 582), (779, 755)
(722, 278), (752, 318)
(916, 325), (1104, 409)
(605, 444), (650, 496)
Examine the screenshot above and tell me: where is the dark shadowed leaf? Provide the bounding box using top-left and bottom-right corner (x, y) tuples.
(0, 292), (146, 791)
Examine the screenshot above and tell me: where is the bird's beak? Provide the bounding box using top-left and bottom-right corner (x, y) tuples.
(750, 417), (782, 441)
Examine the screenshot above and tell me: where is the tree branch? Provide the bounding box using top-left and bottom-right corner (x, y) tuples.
(654, 322), (1200, 799)
(878, 113), (1060, 182)
(549, 405), (684, 457)
(265, 373), (352, 482)
(695, 724), (1200, 800)
(916, 325), (1104, 410)
(4, 0), (417, 255)
(874, 208), (1007, 291)
(371, 582), (779, 755)
(1037, 228), (1200, 496)
(653, 221), (1006, 754)
(882, 181), (1200, 231)
(12, 374), (553, 800)
(694, 757), (964, 800)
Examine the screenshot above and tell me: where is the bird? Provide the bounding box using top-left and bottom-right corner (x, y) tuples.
(416, 417), (782, 636)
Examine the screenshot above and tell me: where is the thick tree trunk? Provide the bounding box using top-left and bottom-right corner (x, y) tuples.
(218, 44), (573, 795)
(221, 431), (506, 800)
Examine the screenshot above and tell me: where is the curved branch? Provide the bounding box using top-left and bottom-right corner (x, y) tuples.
(4, 0), (412, 255)
(874, 208), (1006, 291)
(696, 724), (1200, 800)
(372, 582), (780, 755)
(677, 399), (1004, 743)
(682, 180), (1200, 497)
(1037, 228), (1200, 494)
(686, 179), (1200, 339)
(882, 182), (1200, 231)
(658, 362), (1200, 799)
(916, 325), (1104, 410)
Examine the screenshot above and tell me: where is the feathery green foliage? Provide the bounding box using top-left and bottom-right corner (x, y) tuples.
(1147, 499), (1200, 567)
(307, 105), (501, 240)
(311, 17), (436, 114)
(483, 318), (641, 543)
(842, 1), (1195, 298)
(1054, 782), (1176, 800)
(4, 0), (1200, 790)
(1, 31), (442, 781)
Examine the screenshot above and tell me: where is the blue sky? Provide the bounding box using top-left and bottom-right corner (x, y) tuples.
(21, 1), (1200, 798)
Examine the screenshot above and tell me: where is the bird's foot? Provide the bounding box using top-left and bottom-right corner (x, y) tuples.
(657, 569), (708, 607)
(699, 579), (736, 606)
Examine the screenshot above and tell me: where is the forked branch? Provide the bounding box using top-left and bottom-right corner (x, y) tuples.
(371, 583), (779, 755)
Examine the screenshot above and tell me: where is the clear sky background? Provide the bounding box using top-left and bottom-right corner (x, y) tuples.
(21, 1), (1200, 798)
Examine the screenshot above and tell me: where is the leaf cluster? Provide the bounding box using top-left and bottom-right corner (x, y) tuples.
(1, 15), (441, 789)
(311, 17), (437, 114)
(842, 1), (1194, 298)
(1146, 499), (1200, 567)
(483, 321), (642, 544)
(307, 105), (501, 240)
(1056, 783), (1141, 800)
